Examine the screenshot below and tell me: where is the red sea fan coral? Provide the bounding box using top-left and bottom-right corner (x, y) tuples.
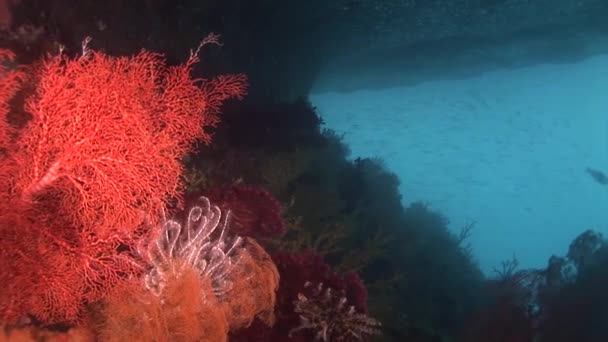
(8, 37), (247, 237)
(0, 214), (146, 324)
(0, 49), (24, 149)
(0, 36), (247, 324)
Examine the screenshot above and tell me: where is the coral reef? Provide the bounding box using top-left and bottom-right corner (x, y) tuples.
(185, 98), (486, 340)
(462, 230), (608, 342)
(4, 6), (571, 340)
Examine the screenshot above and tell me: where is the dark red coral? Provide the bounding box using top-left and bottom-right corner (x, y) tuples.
(230, 250), (370, 341)
(204, 184), (286, 239)
(272, 250), (368, 313)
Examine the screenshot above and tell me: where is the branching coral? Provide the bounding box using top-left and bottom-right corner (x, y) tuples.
(289, 282), (381, 341)
(0, 37), (248, 324)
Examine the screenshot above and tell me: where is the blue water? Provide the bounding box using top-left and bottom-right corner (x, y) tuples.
(312, 55), (608, 274)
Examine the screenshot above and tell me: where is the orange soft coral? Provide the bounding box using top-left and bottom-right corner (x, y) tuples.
(91, 196), (279, 341)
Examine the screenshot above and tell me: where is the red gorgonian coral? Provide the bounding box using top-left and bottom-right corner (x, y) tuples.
(0, 35), (247, 324)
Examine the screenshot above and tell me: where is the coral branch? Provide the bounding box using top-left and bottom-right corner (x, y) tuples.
(0, 37), (248, 324)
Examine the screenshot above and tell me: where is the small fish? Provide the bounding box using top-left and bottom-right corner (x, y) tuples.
(586, 168), (608, 185)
